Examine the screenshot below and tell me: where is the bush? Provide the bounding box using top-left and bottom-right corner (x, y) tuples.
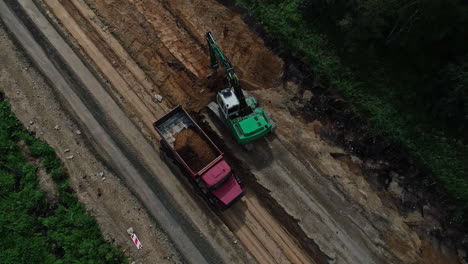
(0, 98), (127, 263)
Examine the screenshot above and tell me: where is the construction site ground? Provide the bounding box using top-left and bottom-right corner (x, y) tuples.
(0, 22), (182, 263)
(0, 0), (465, 263)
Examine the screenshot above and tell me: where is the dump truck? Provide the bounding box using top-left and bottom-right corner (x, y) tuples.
(153, 105), (245, 208)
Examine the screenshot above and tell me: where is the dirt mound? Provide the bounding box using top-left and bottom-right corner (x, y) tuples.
(165, 0), (284, 90)
(191, 70), (228, 94)
(175, 128), (217, 172)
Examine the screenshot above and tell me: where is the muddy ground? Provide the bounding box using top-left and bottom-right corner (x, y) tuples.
(0, 22), (182, 264)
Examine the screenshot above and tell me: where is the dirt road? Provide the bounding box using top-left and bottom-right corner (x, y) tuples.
(0, 22), (182, 264)
(2, 0), (462, 263)
(51, 0), (461, 263)
(2, 0), (316, 263)
(0, 1), (228, 263)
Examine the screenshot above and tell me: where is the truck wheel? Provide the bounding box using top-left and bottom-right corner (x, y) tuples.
(233, 172), (243, 186)
(159, 143), (174, 164)
(208, 195), (220, 205)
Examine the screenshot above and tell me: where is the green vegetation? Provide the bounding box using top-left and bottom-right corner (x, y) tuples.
(0, 96), (127, 264)
(236, 0), (468, 223)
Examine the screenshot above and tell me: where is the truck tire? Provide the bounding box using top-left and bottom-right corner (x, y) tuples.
(208, 195), (221, 207)
(159, 141), (174, 164)
(233, 172), (243, 187)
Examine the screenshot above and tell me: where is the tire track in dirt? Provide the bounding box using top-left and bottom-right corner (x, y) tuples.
(31, 0), (465, 263)
(38, 0), (317, 263)
(129, 0), (209, 78)
(42, 0), (165, 138)
(7, 1), (250, 263)
(0, 1), (210, 263)
(221, 193), (315, 264)
(245, 196), (311, 264)
(65, 0), (172, 113)
(82, 0), (212, 111)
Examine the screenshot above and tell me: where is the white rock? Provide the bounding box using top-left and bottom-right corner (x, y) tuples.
(66, 155), (74, 160)
(99, 171), (104, 177)
(63, 149), (70, 153)
(29, 121), (34, 125)
(302, 90), (313, 101)
(54, 125), (60, 130)
(388, 179), (404, 200)
(75, 130), (81, 135)
(154, 94), (163, 102)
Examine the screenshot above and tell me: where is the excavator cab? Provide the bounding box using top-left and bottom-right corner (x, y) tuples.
(217, 88), (243, 118)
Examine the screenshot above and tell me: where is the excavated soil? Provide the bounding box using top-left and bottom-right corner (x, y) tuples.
(82, 0), (283, 111)
(175, 128), (217, 173)
(33, 0), (315, 262)
(30, 0), (466, 262)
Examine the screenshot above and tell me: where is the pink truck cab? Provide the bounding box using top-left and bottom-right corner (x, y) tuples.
(153, 105), (245, 208)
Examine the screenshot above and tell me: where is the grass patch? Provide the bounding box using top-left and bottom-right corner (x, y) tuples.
(0, 95), (127, 263)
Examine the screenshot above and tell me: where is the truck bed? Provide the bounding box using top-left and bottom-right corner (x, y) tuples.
(155, 107), (192, 148)
(154, 106), (222, 174)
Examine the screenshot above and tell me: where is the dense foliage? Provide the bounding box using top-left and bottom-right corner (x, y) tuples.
(0, 98), (127, 264)
(236, 0), (468, 223)
(301, 0), (468, 133)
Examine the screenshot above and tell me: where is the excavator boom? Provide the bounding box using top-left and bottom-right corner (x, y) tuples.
(206, 32), (248, 113)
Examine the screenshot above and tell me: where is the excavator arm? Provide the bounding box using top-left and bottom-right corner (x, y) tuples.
(206, 32), (248, 113)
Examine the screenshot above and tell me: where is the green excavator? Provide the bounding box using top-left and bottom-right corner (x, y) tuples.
(206, 32), (274, 145)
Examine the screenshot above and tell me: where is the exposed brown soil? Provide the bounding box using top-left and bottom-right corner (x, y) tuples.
(298, 76), (468, 260)
(192, 70), (230, 94)
(197, 115), (328, 264)
(81, 0), (283, 112)
(13, 0), (464, 262)
(163, 0), (284, 90)
(175, 128), (217, 173)
(30, 0), (314, 262)
(261, 56), (466, 263)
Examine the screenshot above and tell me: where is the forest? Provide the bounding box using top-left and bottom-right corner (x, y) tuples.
(0, 96), (126, 263)
(236, 0), (468, 225)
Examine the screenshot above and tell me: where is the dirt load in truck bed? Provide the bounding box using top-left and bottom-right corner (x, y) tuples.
(175, 128), (217, 172)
